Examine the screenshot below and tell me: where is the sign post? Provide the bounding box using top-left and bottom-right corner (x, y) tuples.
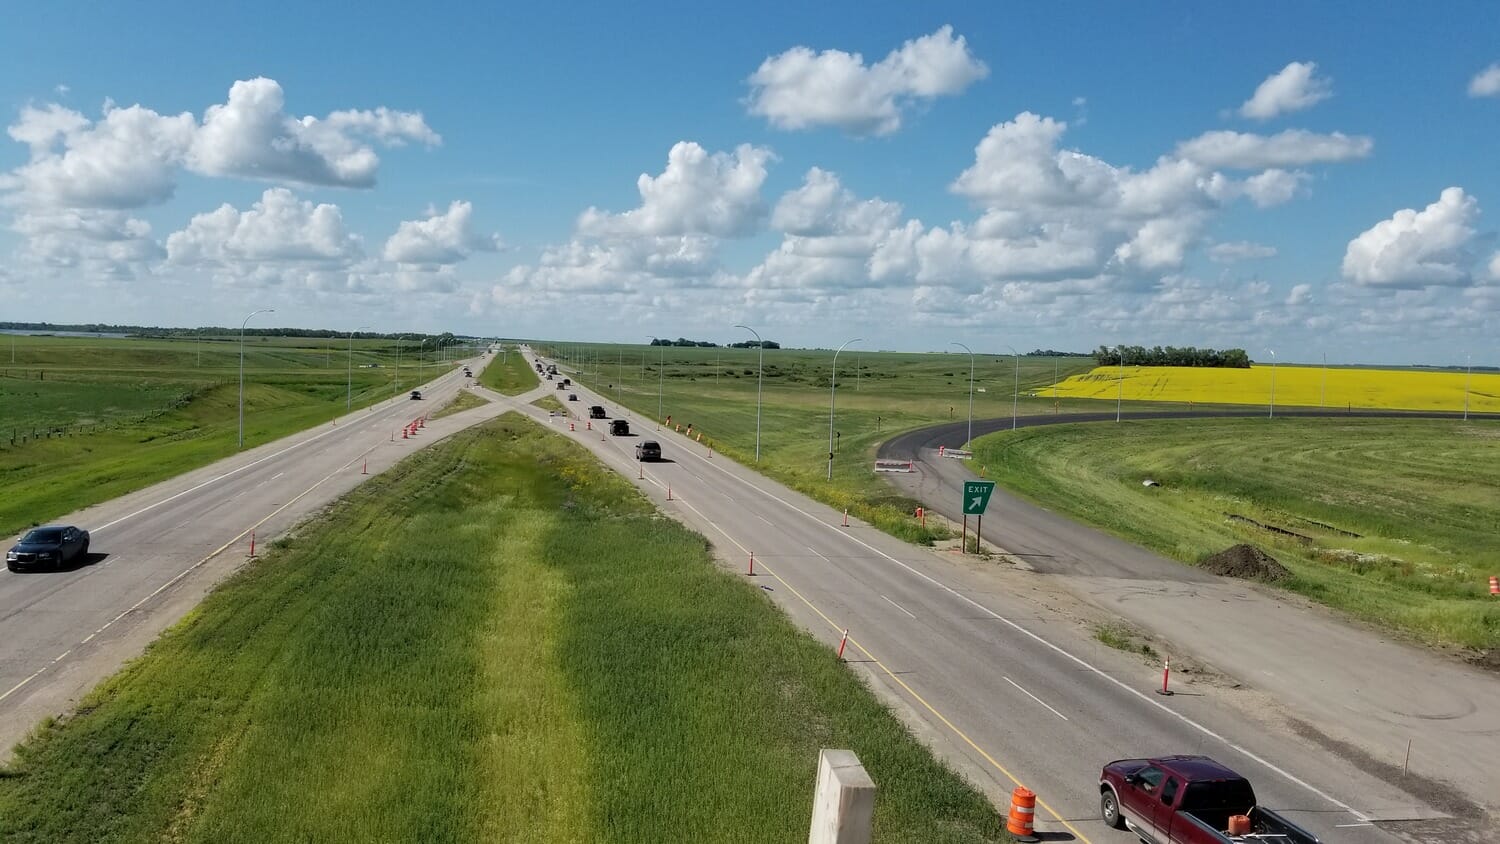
(961, 481), (995, 554)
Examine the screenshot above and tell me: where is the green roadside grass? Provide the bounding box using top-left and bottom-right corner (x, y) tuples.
(0, 416), (1008, 843)
(477, 347), (539, 395)
(531, 394), (567, 414)
(540, 343), (1101, 545)
(0, 334), (460, 537)
(428, 388), (489, 420)
(970, 418), (1500, 651)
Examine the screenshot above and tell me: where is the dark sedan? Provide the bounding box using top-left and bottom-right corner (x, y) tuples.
(7, 525), (90, 571)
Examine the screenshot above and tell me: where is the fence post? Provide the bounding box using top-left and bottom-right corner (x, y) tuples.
(808, 749), (875, 844)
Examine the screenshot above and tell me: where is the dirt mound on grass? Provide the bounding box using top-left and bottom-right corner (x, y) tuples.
(1201, 544), (1291, 582)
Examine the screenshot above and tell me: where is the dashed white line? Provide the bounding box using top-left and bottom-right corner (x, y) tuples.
(807, 546), (829, 561)
(880, 594), (916, 619)
(1004, 676), (1069, 721)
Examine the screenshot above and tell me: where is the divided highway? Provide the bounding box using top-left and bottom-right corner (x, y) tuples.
(511, 354), (1477, 844)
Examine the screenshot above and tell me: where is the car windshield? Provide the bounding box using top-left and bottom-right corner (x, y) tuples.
(23, 528), (64, 543)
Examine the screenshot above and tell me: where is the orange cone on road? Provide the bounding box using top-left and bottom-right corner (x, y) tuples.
(1491, 575), (1498, 596)
(1006, 787), (1039, 842)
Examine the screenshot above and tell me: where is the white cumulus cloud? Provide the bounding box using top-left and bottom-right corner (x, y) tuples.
(1242, 168), (1309, 207)
(1286, 283), (1313, 305)
(1177, 129), (1372, 169)
(747, 25), (987, 136)
(1238, 61), (1333, 119)
(383, 201), (501, 264)
(189, 78), (439, 188)
(2, 101), (196, 208)
(1342, 187), (1481, 288)
(167, 187), (362, 265)
(577, 142), (771, 238)
(1469, 63), (1500, 97)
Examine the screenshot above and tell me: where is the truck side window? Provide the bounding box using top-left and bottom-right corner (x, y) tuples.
(1136, 766), (1164, 793)
(1159, 776), (1179, 806)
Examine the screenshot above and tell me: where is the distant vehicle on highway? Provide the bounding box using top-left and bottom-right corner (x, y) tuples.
(610, 419), (631, 436)
(562, 378), (571, 386)
(1100, 755), (1320, 843)
(556, 382), (565, 390)
(7, 525), (90, 572)
(568, 393), (578, 401)
(410, 390), (422, 400)
(589, 405), (607, 419)
(463, 368), (472, 377)
(635, 441), (662, 461)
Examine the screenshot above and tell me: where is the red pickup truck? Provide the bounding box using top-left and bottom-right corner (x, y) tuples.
(1099, 756), (1321, 843)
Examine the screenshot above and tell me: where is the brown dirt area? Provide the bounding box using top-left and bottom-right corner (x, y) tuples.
(1200, 543), (1291, 582)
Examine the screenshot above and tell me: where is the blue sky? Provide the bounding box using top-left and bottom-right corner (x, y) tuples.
(2, 2), (1497, 364)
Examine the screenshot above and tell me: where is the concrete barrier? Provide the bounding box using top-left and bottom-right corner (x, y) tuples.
(808, 749), (875, 844)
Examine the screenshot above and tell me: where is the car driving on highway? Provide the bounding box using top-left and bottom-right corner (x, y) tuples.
(7, 525), (90, 572)
(635, 441), (661, 461)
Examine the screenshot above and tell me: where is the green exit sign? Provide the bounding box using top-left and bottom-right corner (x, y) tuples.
(963, 481), (996, 515)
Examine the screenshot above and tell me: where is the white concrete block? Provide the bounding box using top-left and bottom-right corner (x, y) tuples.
(808, 748), (876, 844)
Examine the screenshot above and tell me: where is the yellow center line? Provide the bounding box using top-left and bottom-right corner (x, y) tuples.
(669, 493), (1092, 844)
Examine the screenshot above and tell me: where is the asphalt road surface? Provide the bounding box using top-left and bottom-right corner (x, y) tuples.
(0, 352), (520, 756)
(877, 409), (1500, 840)
(515, 355), (1490, 844)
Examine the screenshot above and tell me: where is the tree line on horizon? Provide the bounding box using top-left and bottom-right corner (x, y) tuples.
(1094, 345), (1251, 368)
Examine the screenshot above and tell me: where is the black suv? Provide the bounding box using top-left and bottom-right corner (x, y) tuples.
(588, 405), (607, 419)
(635, 441), (662, 461)
(610, 419), (631, 436)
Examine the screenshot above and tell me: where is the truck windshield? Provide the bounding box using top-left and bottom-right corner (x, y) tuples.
(1180, 779), (1255, 815)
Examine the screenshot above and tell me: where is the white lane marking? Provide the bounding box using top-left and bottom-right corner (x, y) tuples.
(1004, 676), (1069, 721)
(1336, 823), (1375, 828)
(755, 514), (775, 526)
(880, 594), (916, 619)
(270, 472), (284, 481)
(807, 546), (829, 561)
(681, 438), (1372, 822)
(92, 395), (414, 535)
(0, 442), (384, 706)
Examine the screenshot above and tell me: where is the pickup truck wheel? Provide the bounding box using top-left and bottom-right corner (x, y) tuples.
(1100, 787), (1125, 829)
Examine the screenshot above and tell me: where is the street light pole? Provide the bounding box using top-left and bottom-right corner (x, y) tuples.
(238, 308), (274, 449)
(1266, 349), (1277, 418)
(394, 334), (412, 396)
(951, 342), (974, 446)
(1464, 354), (1471, 421)
(648, 337), (663, 422)
(1116, 345), (1125, 423)
(828, 338), (862, 481)
(735, 324), (765, 462)
(347, 325), (373, 411)
(419, 338), (433, 386)
(1003, 344), (1020, 431)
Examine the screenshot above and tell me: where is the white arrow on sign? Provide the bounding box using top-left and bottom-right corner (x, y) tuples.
(970, 496), (983, 510)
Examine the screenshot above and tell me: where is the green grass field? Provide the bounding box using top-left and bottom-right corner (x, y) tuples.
(0, 334), (462, 537)
(428, 389), (489, 420)
(477, 346), (539, 395)
(535, 342), (1097, 544)
(0, 416), (1006, 843)
(969, 418), (1500, 651)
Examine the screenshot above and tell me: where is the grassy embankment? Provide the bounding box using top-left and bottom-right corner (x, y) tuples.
(535, 342), (1097, 544)
(0, 334), (460, 537)
(971, 418), (1500, 650)
(0, 417), (1007, 843)
(428, 389), (489, 420)
(532, 394), (567, 414)
(1052, 363), (1500, 413)
(476, 346), (539, 395)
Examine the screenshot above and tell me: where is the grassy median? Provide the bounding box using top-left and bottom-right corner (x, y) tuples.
(971, 417), (1500, 650)
(477, 346), (539, 395)
(0, 416), (1006, 843)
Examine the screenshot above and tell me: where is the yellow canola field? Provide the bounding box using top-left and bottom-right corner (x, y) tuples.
(1047, 365), (1500, 413)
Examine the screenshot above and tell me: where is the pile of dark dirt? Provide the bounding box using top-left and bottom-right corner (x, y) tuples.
(1200, 544), (1291, 582)
(1468, 649), (1500, 674)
